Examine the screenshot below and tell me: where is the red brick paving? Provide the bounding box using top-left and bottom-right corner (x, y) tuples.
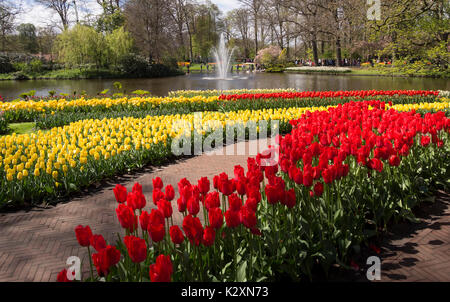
(0, 140), (449, 282)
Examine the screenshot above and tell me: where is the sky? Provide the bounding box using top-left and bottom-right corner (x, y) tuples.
(16, 0), (241, 28)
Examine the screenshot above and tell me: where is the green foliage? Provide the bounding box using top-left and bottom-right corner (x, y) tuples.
(19, 90), (36, 100)
(28, 59), (43, 73)
(48, 90), (56, 97)
(0, 112), (8, 135)
(131, 90), (151, 96)
(55, 25), (109, 69)
(17, 23), (39, 53)
(105, 27), (134, 68)
(55, 25), (134, 71)
(0, 55), (14, 74)
(96, 0), (125, 33)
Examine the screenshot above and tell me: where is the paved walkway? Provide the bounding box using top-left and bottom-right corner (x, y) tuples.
(0, 140), (449, 282)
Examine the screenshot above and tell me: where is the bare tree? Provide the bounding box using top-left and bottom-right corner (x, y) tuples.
(238, 0), (262, 56)
(35, 0), (72, 30)
(0, 0), (20, 51)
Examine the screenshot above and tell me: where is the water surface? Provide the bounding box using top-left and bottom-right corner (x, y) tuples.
(0, 73), (448, 100)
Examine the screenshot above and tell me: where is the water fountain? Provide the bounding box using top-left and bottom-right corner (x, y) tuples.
(212, 33), (236, 80)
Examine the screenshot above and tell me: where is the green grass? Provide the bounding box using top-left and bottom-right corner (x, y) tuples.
(8, 123), (36, 135)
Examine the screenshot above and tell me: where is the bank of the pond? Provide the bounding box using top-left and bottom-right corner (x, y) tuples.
(1, 73), (449, 100)
(0, 67), (185, 81)
(285, 67), (450, 78)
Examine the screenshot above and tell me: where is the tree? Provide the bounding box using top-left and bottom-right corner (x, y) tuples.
(124, 0), (169, 63)
(96, 0), (125, 33)
(227, 8), (252, 58)
(18, 23), (39, 54)
(238, 0), (262, 56)
(55, 24), (108, 69)
(105, 26), (133, 67)
(35, 0), (72, 30)
(0, 0), (20, 51)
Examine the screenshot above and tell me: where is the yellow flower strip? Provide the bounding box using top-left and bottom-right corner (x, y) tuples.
(388, 101), (449, 112)
(0, 95), (219, 113)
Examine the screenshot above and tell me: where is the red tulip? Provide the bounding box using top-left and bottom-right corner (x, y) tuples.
(75, 225), (92, 247)
(283, 188), (296, 209)
(313, 182), (324, 197)
(116, 204), (138, 232)
(132, 182), (143, 195)
(152, 189), (165, 205)
(389, 155), (401, 167)
(244, 197), (258, 212)
(124, 235), (147, 263)
(177, 197), (187, 213)
(187, 197), (200, 216)
(224, 209), (240, 228)
(152, 177), (164, 190)
(149, 209), (165, 227)
(421, 135), (431, 147)
(127, 191), (146, 211)
(208, 207), (223, 229)
(149, 255), (173, 282)
(169, 226), (185, 244)
(113, 184), (127, 203)
(202, 226), (216, 246)
(139, 210), (150, 231)
(265, 184), (280, 205)
(164, 184), (175, 201)
(92, 245), (121, 277)
(239, 206), (257, 229)
(157, 199), (173, 218)
(205, 191), (220, 210)
(90, 234), (107, 252)
(148, 223), (165, 243)
(197, 177), (210, 195)
(182, 215), (204, 246)
(228, 193), (242, 211)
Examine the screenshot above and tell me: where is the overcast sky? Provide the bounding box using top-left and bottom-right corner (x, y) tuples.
(17, 0), (241, 28)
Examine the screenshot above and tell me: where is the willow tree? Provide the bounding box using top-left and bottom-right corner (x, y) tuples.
(55, 24), (108, 69)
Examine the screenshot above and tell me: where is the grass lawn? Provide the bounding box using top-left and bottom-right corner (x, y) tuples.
(8, 122), (36, 135)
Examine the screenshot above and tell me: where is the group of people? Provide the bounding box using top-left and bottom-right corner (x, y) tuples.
(294, 58), (362, 67)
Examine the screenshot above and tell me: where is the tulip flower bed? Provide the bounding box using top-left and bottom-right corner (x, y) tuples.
(0, 105), (334, 209)
(219, 90), (440, 101)
(58, 101), (449, 282)
(169, 88), (299, 98)
(0, 90), (442, 126)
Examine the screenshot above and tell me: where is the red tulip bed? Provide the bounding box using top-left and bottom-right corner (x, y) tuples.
(218, 89), (440, 101)
(59, 100), (449, 282)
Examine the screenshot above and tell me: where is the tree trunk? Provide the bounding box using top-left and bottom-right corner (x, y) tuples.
(336, 37), (342, 66)
(254, 12), (258, 56)
(312, 37), (319, 66)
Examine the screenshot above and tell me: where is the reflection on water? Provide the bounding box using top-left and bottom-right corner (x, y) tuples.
(0, 73), (448, 99)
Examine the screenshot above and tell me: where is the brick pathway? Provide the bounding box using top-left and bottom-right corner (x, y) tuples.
(0, 140), (449, 282)
(378, 190), (450, 282)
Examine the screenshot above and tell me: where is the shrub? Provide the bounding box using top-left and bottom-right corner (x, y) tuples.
(118, 54), (150, 77)
(12, 72), (30, 80)
(0, 56), (14, 74)
(27, 59), (43, 73)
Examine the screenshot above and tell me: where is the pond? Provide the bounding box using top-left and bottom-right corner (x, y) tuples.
(0, 73), (448, 99)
